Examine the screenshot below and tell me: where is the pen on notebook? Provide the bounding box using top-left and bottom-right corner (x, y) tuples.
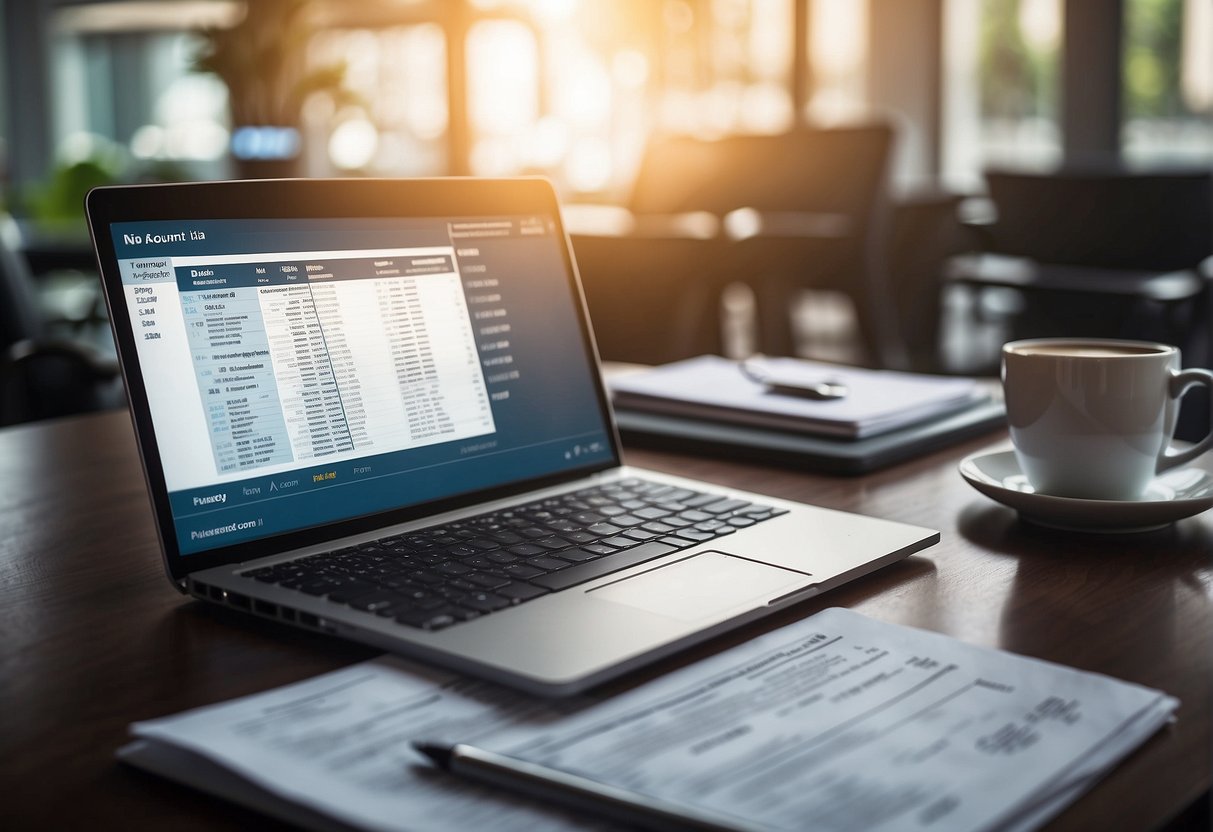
(412, 742), (755, 832)
(738, 356), (848, 401)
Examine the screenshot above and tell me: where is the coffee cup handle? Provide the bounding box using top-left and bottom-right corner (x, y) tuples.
(1158, 368), (1213, 474)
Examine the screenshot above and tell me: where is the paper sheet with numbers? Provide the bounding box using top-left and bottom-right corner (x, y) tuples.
(122, 607), (1175, 832)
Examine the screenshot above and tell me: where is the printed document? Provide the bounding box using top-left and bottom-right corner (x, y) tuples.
(121, 608), (1176, 831)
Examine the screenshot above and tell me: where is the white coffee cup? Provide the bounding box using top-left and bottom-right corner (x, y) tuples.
(1001, 338), (1213, 500)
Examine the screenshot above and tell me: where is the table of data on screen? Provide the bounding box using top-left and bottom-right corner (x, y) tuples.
(177, 250), (495, 475)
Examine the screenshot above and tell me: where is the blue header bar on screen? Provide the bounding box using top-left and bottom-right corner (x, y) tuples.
(111, 219), (449, 259)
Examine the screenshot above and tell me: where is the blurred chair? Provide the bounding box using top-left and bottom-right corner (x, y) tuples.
(884, 190), (968, 372)
(949, 168), (1212, 345)
(948, 167), (1213, 438)
(571, 123), (901, 367)
(569, 134), (738, 365)
(571, 215), (729, 365)
(0, 227), (123, 425)
(715, 124), (900, 366)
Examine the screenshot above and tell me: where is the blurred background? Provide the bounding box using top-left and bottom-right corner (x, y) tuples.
(1, 0), (1211, 425)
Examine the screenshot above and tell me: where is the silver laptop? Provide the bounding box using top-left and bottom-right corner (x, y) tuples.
(87, 178), (937, 696)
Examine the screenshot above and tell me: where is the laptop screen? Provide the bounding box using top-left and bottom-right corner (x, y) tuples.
(108, 213), (614, 556)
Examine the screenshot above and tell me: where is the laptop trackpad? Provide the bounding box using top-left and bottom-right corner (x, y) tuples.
(588, 551), (810, 622)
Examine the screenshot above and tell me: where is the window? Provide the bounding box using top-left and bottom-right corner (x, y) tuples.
(308, 25), (449, 175)
(944, 0), (1062, 189)
(467, 20), (540, 176)
(1123, 0), (1213, 164)
(806, 0), (867, 124)
(49, 4), (237, 181)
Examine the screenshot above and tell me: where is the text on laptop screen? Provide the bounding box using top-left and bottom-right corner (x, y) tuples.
(110, 216), (613, 555)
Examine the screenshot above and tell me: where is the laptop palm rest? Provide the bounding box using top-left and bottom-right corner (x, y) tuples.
(587, 551), (810, 622)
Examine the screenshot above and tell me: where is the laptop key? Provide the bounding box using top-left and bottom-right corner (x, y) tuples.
(326, 581), (381, 603)
(383, 584), (434, 602)
(506, 543), (544, 558)
(504, 563), (545, 579)
(298, 578), (343, 596)
(701, 499), (752, 515)
(587, 522), (624, 536)
(554, 548), (599, 563)
(464, 572), (510, 590)
(530, 541), (679, 591)
(460, 592), (511, 613)
(633, 507), (671, 520)
(580, 542), (618, 556)
(599, 535), (639, 549)
(609, 514), (644, 527)
(487, 531), (525, 544)
(409, 571), (445, 585)
(349, 592), (401, 613)
(526, 556), (571, 571)
(435, 561), (474, 576)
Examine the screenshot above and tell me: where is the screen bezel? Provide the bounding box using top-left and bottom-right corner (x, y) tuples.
(86, 177), (622, 585)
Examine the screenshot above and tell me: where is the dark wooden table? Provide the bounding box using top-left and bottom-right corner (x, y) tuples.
(2, 410), (1209, 830)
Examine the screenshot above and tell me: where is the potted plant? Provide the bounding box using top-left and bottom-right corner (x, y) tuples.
(193, 0), (353, 178)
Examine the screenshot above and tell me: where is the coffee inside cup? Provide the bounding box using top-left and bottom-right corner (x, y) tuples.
(1005, 343), (1167, 358)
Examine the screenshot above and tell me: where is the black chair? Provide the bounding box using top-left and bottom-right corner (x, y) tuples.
(572, 124), (900, 366)
(572, 229), (729, 365)
(0, 228), (123, 425)
(694, 124), (899, 365)
(949, 167), (1213, 437)
(950, 168), (1212, 344)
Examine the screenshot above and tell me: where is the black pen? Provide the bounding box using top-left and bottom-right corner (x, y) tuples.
(413, 742), (757, 832)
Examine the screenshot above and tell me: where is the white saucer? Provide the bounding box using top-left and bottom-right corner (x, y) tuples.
(958, 450), (1213, 532)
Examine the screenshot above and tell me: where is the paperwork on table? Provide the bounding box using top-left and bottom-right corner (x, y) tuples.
(609, 355), (985, 439)
(120, 608), (1175, 832)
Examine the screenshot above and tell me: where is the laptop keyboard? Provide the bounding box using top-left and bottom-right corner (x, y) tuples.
(240, 478), (787, 632)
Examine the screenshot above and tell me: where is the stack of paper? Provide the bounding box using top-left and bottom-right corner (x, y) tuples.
(120, 608), (1176, 832)
(609, 355), (984, 439)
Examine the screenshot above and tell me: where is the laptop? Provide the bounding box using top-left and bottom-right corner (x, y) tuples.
(86, 178), (937, 696)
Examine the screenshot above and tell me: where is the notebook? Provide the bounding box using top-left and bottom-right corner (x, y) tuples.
(86, 177), (938, 696)
(611, 355), (985, 439)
